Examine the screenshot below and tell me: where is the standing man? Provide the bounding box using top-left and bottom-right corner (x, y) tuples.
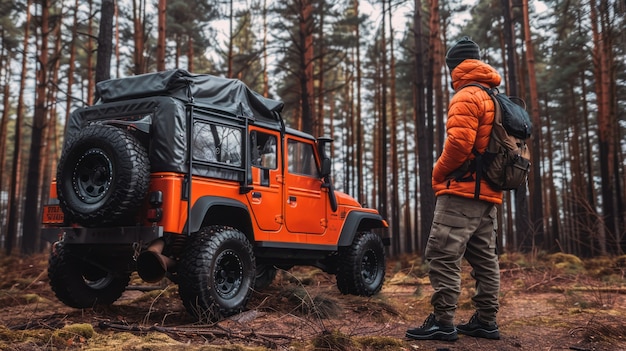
(405, 36), (502, 341)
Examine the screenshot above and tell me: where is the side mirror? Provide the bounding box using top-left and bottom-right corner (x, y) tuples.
(321, 157), (331, 178)
(317, 137), (333, 178)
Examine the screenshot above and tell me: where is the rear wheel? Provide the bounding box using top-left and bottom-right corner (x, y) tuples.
(48, 243), (131, 308)
(178, 226), (256, 322)
(336, 232), (386, 296)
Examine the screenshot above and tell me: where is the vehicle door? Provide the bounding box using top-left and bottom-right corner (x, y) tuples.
(246, 128), (282, 231)
(283, 136), (326, 235)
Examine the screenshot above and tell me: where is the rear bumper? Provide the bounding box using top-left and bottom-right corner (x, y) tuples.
(41, 226), (163, 244)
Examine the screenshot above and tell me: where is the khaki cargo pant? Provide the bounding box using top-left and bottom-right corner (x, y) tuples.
(425, 194), (499, 325)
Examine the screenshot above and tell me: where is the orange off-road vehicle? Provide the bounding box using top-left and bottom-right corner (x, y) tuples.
(41, 69), (389, 321)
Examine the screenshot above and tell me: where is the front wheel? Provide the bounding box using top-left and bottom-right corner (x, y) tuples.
(178, 226), (256, 322)
(336, 232), (386, 296)
(48, 243), (131, 308)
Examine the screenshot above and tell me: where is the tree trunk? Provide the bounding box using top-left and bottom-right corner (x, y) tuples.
(262, 0), (269, 97)
(0, 48), (11, 240)
(379, 0), (389, 248)
(388, 0), (400, 253)
(22, 0), (50, 254)
(316, 5), (325, 137)
(429, 0), (444, 156)
(402, 104), (413, 253)
(589, 0), (616, 254)
(156, 0), (166, 71)
(96, 0), (114, 83)
(64, 0), (79, 135)
(187, 35), (194, 72)
(227, 0), (233, 77)
(5, 0), (32, 255)
(298, 0), (315, 134)
(115, 1), (120, 78)
(132, 0), (146, 74)
(354, 0), (364, 205)
(501, 0), (531, 251)
(414, 0), (433, 255)
(521, 0), (544, 250)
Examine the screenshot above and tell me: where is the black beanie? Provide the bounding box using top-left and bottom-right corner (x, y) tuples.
(445, 36), (480, 71)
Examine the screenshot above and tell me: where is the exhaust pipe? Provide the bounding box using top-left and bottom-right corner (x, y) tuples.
(137, 239), (176, 283)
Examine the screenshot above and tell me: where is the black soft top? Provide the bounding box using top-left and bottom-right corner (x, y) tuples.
(95, 69), (284, 122)
(65, 69), (286, 175)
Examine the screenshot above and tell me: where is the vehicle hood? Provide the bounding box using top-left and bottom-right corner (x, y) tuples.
(334, 191), (363, 208)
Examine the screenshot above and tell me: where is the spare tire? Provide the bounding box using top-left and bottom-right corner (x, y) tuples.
(57, 123), (150, 227)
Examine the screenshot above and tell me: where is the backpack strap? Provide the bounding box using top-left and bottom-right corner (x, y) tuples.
(472, 149), (482, 200)
(454, 83), (498, 199)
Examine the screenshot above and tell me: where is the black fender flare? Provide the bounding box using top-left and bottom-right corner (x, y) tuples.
(337, 211), (388, 247)
(183, 196), (253, 237)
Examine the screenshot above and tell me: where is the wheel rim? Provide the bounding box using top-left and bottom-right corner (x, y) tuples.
(82, 269), (114, 290)
(360, 249), (379, 285)
(72, 148), (113, 204)
(214, 249), (244, 299)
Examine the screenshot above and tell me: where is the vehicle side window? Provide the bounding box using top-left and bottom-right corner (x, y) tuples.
(192, 121), (242, 166)
(250, 131), (277, 169)
(287, 139), (318, 177)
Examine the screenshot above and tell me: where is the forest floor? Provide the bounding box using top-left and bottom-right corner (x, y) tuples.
(0, 251), (625, 351)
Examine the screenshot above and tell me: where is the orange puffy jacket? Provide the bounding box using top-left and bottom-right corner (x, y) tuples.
(432, 59), (503, 204)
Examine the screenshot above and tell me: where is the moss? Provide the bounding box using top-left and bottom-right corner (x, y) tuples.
(196, 346), (270, 351)
(547, 253), (585, 274)
(310, 330), (354, 351)
(87, 331), (184, 350)
(22, 293), (47, 304)
(354, 335), (404, 350)
(55, 323), (96, 339)
(499, 252), (529, 268)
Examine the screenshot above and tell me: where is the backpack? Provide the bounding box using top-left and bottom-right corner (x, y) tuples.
(457, 84), (532, 195)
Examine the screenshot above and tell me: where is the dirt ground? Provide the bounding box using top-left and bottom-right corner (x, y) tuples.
(0, 252), (625, 350)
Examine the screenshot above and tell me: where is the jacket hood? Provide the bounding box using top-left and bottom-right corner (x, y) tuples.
(451, 59), (502, 90)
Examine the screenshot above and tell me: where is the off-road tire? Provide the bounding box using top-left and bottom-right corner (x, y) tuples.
(178, 226), (256, 322)
(336, 232), (386, 296)
(57, 123), (149, 227)
(254, 264), (277, 290)
(47, 243), (131, 308)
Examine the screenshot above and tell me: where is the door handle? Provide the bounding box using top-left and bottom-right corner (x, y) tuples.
(252, 192), (262, 199)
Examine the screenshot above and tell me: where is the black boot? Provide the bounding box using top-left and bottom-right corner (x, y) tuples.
(457, 312), (501, 340)
(405, 313), (458, 341)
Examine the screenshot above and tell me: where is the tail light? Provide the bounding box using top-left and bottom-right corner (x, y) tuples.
(147, 191), (163, 222)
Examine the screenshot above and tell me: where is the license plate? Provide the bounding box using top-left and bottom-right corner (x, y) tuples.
(42, 205), (65, 224)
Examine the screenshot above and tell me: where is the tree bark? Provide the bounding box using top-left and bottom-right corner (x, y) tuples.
(132, 0), (146, 74)
(87, 0), (95, 104)
(0, 47), (12, 241)
(379, 0), (389, 245)
(64, 0), (79, 135)
(589, 0), (616, 254)
(22, 0), (51, 254)
(96, 0), (115, 83)
(354, 0), (364, 205)
(521, 0), (544, 250)
(388, 0), (400, 253)
(156, 0), (166, 71)
(5, 0), (32, 255)
(414, 0), (433, 255)
(298, 0), (315, 134)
